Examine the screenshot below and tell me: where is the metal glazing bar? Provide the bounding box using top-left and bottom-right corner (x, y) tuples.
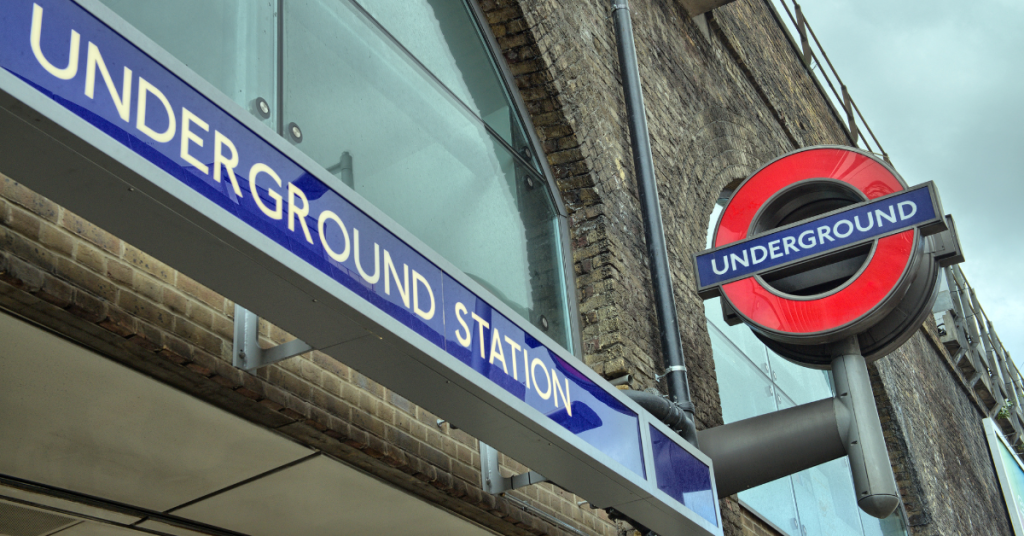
(794, 3), (811, 67)
(952, 267), (991, 373)
(944, 266), (974, 367)
(842, 85), (860, 146)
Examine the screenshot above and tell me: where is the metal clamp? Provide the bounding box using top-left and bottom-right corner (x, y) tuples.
(233, 304), (313, 372)
(479, 442), (548, 495)
(655, 364), (687, 382)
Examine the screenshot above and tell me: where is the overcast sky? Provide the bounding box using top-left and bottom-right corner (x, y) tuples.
(778, 0), (1024, 369)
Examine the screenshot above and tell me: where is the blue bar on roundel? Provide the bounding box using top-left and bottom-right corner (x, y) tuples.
(695, 186), (937, 289)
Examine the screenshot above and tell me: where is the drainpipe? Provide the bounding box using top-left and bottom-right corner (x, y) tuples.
(611, 0), (698, 447)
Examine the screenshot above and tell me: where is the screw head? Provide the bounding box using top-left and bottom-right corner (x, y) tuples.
(539, 315), (549, 331)
(525, 176), (535, 189)
(288, 122), (303, 143)
(519, 146), (532, 160)
(252, 97), (272, 119)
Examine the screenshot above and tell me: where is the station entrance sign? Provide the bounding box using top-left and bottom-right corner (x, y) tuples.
(693, 147), (962, 518)
(0, 1), (720, 534)
(696, 147), (960, 366)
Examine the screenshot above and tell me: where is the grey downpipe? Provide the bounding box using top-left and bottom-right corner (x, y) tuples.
(611, 0), (698, 446)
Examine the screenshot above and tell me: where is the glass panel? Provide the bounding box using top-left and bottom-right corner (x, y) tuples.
(100, 0), (278, 130)
(708, 322), (778, 424)
(650, 426), (718, 527)
(706, 298), (770, 374)
(791, 458), (866, 536)
(768, 348), (833, 406)
(357, 0), (534, 159)
(280, 0), (570, 348)
(739, 480), (802, 535)
(860, 508), (909, 536)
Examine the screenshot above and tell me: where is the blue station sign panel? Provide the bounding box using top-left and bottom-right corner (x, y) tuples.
(1, 0), (649, 473)
(695, 183), (942, 293)
(0, 1), (721, 533)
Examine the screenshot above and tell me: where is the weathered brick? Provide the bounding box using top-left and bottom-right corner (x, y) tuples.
(69, 288), (108, 324)
(54, 257), (118, 301)
(176, 273), (225, 311)
(38, 274), (73, 308)
(117, 290), (174, 330)
(61, 211), (120, 254)
(0, 226), (57, 272)
(351, 408), (388, 439)
(2, 178), (59, 223)
(123, 245), (174, 283)
(4, 205), (42, 240)
(0, 254), (44, 292)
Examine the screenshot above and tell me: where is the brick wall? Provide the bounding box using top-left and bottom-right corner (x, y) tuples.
(482, 0), (848, 534)
(0, 174), (622, 536)
(871, 318), (1013, 535)
(0, 0), (1012, 535)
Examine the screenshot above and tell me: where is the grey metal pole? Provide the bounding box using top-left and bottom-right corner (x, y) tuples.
(611, 0), (698, 446)
(831, 337), (900, 518)
(697, 397), (847, 496)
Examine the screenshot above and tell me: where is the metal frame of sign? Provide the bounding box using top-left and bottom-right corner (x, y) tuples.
(0, 1), (720, 534)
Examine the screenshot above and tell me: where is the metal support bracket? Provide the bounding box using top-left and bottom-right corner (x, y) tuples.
(655, 365), (687, 383)
(233, 304), (313, 372)
(479, 442), (548, 495)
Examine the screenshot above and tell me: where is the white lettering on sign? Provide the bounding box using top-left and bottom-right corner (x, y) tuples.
(454, 301), (572, 416)
(27, 3), (443, 325)
(706, 198), (920, 280)
(28, 2), (573, 416)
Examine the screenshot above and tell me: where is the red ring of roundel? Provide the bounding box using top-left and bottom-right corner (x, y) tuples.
(713, 148), (914, 335)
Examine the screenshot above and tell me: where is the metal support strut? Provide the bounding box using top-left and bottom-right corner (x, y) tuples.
(697, 336), (900, 519)
(233, 304), (313, 372)
(831, 336), (900, 518)
(479, 442), (548, 495)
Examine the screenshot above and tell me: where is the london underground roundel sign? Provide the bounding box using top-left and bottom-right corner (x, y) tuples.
(694, 147), (963, 367)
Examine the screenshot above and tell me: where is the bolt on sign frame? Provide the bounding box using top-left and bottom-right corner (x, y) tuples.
(0, 1), (721, 534)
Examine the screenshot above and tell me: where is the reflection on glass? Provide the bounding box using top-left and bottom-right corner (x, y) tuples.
(101, 0), (278, 130)
(99, 0), (573, 351)
(357, 0), (534, 159)
(651, 426), (718, 527)
(708, 323), (777, 424)
(768, 348), (833, 406)
(707, 303), (909, 535)
(791, 458), (865, 536)
(706, 297), (770, 373)
(859, 505), (909, 536)
(739, 479), (801, 534)
(282, 0), (569, 348)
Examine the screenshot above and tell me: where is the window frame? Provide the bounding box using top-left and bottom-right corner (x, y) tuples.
(460, 0), (583, 358)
